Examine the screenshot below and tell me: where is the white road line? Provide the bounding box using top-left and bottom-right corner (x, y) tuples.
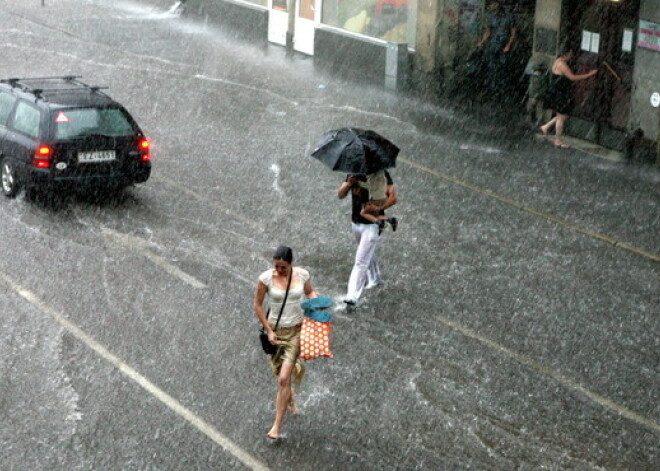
(0, 271), (270, 471)
(103, 228), (207, 289)
(155, 176), (264, 232)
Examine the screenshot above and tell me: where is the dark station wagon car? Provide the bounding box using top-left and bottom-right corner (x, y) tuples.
(0, 76), (150, 198)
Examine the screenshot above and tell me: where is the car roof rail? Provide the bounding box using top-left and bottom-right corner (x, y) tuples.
(0, 76), (109, 100)
(2, 75), (81, 87)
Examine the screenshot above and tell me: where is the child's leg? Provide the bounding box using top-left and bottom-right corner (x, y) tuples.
(360, 207), (381, 224)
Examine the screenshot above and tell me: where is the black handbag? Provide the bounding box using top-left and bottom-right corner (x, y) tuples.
(259, 269), (292, 355)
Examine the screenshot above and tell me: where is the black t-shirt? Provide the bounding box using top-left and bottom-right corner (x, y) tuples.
(348, 171), (394, 224)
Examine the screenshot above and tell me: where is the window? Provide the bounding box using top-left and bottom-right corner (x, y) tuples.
(54, 108), (135, 139)
(322, 0), (417, 45)
(12, 102), (41, 139)
(0, 92), (16, 126)
(272, 0), (287, 11)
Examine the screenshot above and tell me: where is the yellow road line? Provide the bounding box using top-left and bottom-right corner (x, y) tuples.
(0, 272), (270, 471)
(399, 157), (660, 263)
(435, 312), (660, 434)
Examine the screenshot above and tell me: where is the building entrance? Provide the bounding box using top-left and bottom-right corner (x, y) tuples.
(564, 0), (640, 133)
(294, 0), (319, 55)
(268, 0), (288, 46)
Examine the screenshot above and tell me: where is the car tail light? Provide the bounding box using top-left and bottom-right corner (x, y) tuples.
(33, 145), (53, 168)
(138, 138), (150, 162)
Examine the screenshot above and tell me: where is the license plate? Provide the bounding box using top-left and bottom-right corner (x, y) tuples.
(78, 150), (116, 163)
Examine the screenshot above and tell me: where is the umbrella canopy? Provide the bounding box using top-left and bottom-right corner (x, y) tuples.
(311, 128), (399, 174)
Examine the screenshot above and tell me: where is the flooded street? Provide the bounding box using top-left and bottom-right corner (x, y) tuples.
(0, 1), (658, 469)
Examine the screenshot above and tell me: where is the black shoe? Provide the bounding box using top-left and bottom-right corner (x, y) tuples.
(388, 217), (398, 232)
(343, 298), (356, 311)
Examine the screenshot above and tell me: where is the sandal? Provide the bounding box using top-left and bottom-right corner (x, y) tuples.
(553, 140), (569, 149)
(537, 126), (548, 138)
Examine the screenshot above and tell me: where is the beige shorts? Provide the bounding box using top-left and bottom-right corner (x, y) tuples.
(268, 324), (305, 384)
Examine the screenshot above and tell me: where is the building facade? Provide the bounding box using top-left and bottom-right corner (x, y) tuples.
(530, 0), (659, 159)
(181, 0), (658, 159)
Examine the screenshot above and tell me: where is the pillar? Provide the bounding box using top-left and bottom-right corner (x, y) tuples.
(414, 0), (461, 96)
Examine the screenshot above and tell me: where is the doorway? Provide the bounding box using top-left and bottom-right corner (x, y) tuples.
(563, 0), (640, 133)
(268, 0), (289, 46)
(294, 0), (319, 55)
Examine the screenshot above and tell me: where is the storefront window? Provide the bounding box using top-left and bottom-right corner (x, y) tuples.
(271, 0), (287, 10)
(322, 0), (417, 46)
(299, 0), (315, 20)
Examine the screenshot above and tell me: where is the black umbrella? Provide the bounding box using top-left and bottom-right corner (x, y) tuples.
(311, 128), (399, 174)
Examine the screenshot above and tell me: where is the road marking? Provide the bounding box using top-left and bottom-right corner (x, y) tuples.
(399, 157), (660, 263)
(0, 271), (270, 471)
(434, 312), (660, 434)
(194, 74), (300, 107)
(102, 228), (207, 289)
(155, 176), (264, 232)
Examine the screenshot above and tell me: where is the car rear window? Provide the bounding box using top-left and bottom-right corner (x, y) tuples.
(54, 107), (135, 139)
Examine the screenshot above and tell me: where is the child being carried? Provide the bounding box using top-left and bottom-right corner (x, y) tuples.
(359, 170), (398, 234)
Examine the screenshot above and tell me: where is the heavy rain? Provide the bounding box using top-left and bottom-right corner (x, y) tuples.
(0, 0), (658, 470)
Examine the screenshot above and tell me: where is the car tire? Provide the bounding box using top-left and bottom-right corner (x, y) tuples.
(1, 158), (21, 198)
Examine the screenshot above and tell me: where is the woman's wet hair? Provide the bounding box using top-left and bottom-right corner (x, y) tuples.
(559, 43), (574, 58)
(273, 246), (293, 263)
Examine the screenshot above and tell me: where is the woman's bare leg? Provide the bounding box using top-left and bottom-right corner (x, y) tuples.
(267, 360), (295, 439)
(539, 116), (558, 136)
(554, 113), (569, 146)
(287, 387), (297, 414)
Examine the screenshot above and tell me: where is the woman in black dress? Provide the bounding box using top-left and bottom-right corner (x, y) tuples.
(539, 48), (598, 148)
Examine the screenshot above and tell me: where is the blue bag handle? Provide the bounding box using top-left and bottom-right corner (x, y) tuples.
(301, 296), (333, 322)
(300, 296), (333, 310)
(305, 310), (332, 322)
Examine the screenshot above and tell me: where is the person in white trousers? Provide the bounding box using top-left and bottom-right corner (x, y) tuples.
(337, 171), (398, 305)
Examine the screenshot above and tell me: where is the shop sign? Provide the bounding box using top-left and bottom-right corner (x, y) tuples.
(638, 20), (660, 52)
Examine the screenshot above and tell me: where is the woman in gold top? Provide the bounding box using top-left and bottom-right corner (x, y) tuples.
(253, 246), (318, 442)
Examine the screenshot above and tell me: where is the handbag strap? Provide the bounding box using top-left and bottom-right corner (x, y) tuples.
(268, 268), (293, 331)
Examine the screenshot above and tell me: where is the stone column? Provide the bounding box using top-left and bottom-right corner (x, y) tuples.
(414, 0), (460, 97)
(532, 0), (560, 59)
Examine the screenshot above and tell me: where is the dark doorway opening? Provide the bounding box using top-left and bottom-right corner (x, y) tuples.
(562, 0), (640, 140)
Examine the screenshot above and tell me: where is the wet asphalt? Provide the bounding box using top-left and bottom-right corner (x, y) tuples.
(0, 1), (658, 470)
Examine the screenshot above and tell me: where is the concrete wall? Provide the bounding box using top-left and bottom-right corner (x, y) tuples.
(314, 26), (388, 86)
(134, 0), (174, 8)
(314, 26), (411, 90)
(183, 0), (268, 44)
(533, 0), (560, 58)
(632, 0), (660, 148)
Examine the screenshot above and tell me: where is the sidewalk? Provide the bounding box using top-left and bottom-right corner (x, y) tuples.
(540, 135), (625, 162)
(437, 90), (635, 163)
(131, 0), (653, 164)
